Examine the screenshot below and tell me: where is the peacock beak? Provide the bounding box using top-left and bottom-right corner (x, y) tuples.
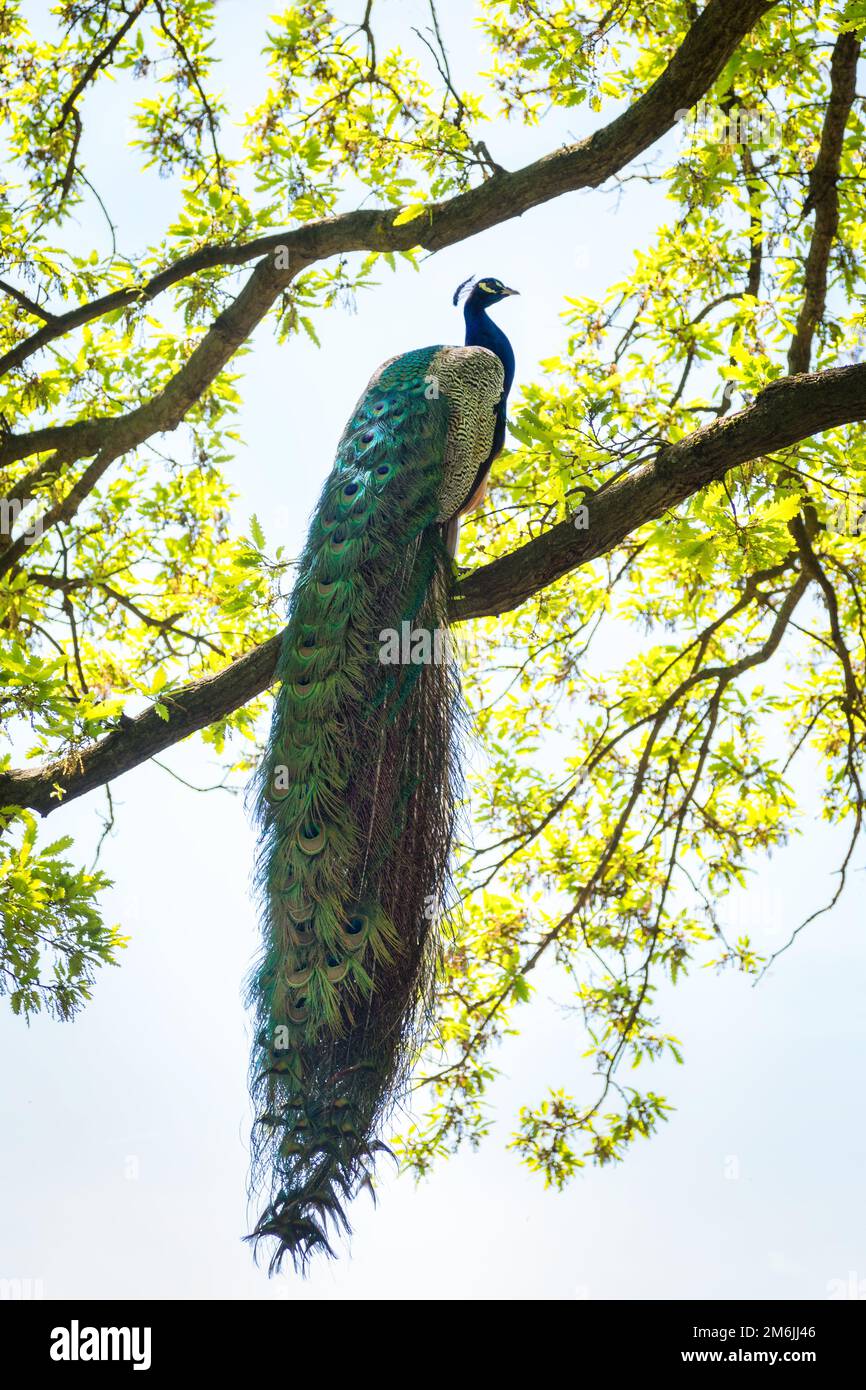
(501, 286), (519, 296)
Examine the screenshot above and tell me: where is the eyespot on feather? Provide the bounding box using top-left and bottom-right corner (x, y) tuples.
(291, 717), (317, 743)
(298, 823), (327, 855)
(340, 912), (369, 951)
(288, 921), (315, 947)
(372, 461), (395, 487)
(269, 776), (290, 801)
(286, 895), (315, 924)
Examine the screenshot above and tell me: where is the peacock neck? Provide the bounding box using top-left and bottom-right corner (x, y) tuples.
(463, 302), (515, 400)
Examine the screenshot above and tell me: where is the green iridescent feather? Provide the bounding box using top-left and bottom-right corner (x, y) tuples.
(247, 346), (472, 1271)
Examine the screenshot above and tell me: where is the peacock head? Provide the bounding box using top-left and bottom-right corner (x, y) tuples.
(453, 275), (519, 310)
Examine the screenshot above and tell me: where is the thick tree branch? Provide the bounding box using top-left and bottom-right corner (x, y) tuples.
(0, 251), (305, 572)
(788, 31), (860, 375)
(2, 359), (864, 818)
(0, 233), (303, 380)
(0, 634), (283, 819)
(453, 363), (866, 621)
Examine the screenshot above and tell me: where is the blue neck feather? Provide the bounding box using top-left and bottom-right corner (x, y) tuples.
(463, 299), (515, 400)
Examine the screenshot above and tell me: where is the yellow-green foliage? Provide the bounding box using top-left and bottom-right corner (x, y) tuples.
(1, 1), (864, 1192)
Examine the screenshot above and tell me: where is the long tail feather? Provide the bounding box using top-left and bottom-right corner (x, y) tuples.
(247, 353), (463, 1272)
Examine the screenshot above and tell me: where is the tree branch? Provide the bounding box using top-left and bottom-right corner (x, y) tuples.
(0, 634), (283, 818)
(788, 30), (860, 375)
(53, 1), (149, 135)
(0, 278), (58, 324)
(0, 250), (305, 571)
(453, 363), (866, 620)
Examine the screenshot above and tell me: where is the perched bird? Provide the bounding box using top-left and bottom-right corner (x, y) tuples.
(248, 275), (518, 1271)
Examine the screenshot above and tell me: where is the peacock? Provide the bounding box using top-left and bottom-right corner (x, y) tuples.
(248, 275), (518, 1271)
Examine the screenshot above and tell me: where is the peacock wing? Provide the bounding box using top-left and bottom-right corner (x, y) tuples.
(427, 345), (505, 521)
(340, 343), (505, 523)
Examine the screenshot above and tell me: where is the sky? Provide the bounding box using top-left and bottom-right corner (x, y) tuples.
(1, 1), (864, 1302)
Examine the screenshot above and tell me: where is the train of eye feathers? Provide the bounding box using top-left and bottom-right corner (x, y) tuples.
(247, 276), (518, 1271)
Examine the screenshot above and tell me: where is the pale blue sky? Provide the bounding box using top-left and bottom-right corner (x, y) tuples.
(2, 1), (864, 1301)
